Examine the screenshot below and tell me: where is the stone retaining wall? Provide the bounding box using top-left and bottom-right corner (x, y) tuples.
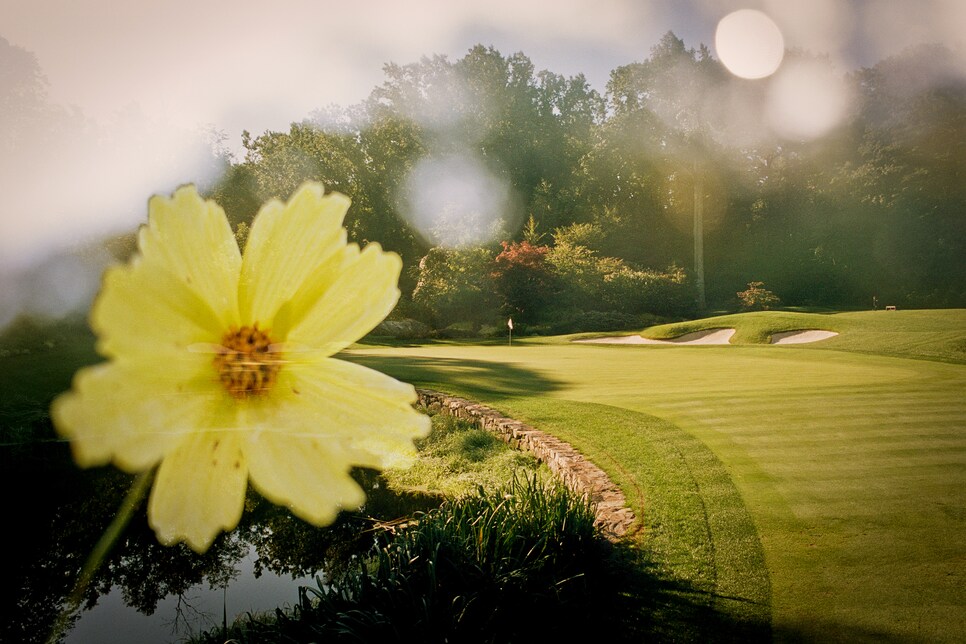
(416, 389), (636, 539)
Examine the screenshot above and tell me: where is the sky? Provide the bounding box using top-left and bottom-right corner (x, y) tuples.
(1, 0), (964, 325)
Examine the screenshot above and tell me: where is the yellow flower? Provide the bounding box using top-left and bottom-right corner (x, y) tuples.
(52, 182), (430, 553)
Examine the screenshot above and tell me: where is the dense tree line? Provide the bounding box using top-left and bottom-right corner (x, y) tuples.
(207, 36), (964, 329)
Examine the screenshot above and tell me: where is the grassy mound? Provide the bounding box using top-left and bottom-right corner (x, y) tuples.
(640, 309), (966, 362)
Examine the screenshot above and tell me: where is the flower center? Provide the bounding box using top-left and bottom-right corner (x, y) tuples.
(213, 324), (281, 399)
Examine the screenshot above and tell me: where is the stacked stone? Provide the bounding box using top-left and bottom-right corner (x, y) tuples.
(416, 389), (636, 540)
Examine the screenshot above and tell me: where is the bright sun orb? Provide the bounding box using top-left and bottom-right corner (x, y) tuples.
(715, 9), (785, 79)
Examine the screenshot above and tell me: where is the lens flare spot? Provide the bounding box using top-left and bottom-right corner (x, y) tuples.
(766, 59), (850, 140)
(715, 9), (785, 79)
(399, 153), (515, 248)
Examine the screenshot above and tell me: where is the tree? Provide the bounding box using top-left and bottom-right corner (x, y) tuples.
(521, 214), (546, 245)
(601, 32), (733, 308)
(491, 241), (554, 322)
(212, 40), (965, 314)
(839, 45), (966, 306)
(0, 36), (52, 152)
(242, 123), (360, 205)
(239, 117), (426, 292)
(204, 161), (261, 228)
(411, 247), (499, 328)
(368, 45), (603, 237)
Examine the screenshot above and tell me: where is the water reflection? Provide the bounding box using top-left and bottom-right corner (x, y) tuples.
(66, 545), (315, 643)
(3, 441), (441, 643)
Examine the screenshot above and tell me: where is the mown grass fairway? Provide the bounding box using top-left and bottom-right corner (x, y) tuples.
(2, 310), (963, 640)
(350, 310), (966, 641)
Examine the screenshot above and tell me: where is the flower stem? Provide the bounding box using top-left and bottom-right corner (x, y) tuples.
(47, 468), (154, 644)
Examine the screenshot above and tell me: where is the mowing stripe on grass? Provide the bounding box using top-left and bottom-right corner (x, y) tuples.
(490, 397), (771, 639)
(350, 336), (965, 641)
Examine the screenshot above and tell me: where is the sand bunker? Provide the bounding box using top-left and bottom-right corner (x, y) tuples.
(770, 330), (839, 344)
(575, 328), (736, 345)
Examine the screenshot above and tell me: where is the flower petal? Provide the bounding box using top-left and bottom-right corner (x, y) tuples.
(92, 257), (225, 360)
(269, 235), (351, 340)
(238, 183), (350, 329)
(137, 185), (241, 330)
(285, 242), (402, 355)
(272, 358), (431, 469)
(51, 359), (216, 471)
(148, 430), (248, 553)
(247, 433), (366, 527)
(242, 357), (429, 525)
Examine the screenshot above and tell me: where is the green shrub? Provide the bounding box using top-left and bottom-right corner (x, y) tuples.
(477, 324), (502, 338)
(546, 243), (695, 318)
(552, 222), (606, 252)
(545, 241), (610, 311)
(602, 264), (694, 316)
(412, 247), (500, 328)
(548, 310), (643, 334)
(737, 281), (781, 311)
(437, 321), (477, 338)
(369, 317), (432, 339)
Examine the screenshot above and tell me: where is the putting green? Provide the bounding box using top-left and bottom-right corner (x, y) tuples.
(349, 331), (966, 640)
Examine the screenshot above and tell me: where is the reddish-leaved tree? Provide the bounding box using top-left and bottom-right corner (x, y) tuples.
(491, 241), (555, 322)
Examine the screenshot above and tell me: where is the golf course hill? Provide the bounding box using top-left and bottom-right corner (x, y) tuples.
(574, 309), (966, 364)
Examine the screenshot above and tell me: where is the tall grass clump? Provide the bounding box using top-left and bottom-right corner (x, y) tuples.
(195, 475), (615, 643)
(384, 411), (546, 497)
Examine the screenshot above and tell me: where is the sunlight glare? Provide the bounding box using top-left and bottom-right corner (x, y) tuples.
(715, 9), (785, 80)
(766, 59), (850, 140)
(399, 153), (515, 248)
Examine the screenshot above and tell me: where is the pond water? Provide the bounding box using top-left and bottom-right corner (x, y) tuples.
(4, 441), (439, 644)
(65, 546), (316, 643)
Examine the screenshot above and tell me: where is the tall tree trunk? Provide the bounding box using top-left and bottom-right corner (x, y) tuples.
(693, 160), (706, 310)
